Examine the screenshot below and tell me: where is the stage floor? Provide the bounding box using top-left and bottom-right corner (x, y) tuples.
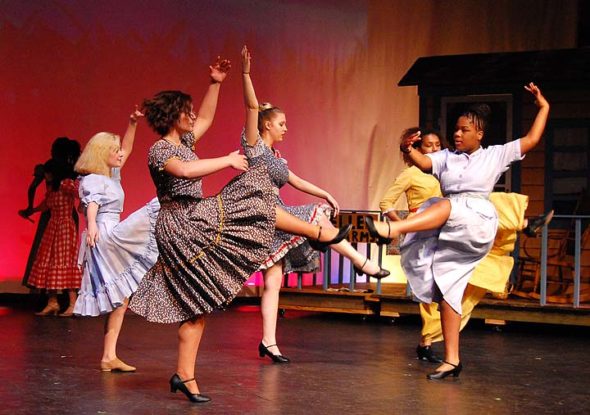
(1, 300), (589, 415)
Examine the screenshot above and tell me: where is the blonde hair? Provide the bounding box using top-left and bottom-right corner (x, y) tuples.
(74, 132), (120, 177)
(258, 102), (284, 133)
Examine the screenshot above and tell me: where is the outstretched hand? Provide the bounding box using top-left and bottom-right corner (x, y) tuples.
(241, 45), (251, 74)
(400, 131), (421, 153)
(227, 150), (249, 172)
(130, 105), (144, 125)
(210, 56), (231, 83)
(524, 82), (549, 109)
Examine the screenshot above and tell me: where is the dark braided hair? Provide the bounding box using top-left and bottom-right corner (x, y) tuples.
(142, 91), (193, 136)
(460, 103), (491, 134)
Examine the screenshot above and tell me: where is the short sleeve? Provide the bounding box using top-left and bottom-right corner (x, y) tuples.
(241, 129), (266, 159)
(379, 168), (412, 212)
(181, 132), (196, 150)
(79, 174), (108, 207)
(490, 139), (523, 173)
(426, 148), (449, 180)
(148, 141), (179, 172)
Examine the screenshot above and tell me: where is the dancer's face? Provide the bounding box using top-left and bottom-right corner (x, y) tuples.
(418, 134), (441, 154)
(107, 145), (123, 168)
(177, 103), (196, 133)
(453, 116), (483, 154)
(265, 113), (287, 144)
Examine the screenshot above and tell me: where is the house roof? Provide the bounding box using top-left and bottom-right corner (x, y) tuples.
(398, 48), (590, 87)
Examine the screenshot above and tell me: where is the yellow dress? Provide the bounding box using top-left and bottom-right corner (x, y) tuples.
(379, 166), (442, 213)
(420, 192), (529, 343)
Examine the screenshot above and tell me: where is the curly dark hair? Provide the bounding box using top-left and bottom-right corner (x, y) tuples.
(460, 103), (491, 134)
(417, 128), (447, 150)
(142, 90), (193, 136)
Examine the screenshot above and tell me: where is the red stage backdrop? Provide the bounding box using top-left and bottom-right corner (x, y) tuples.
(0, 0), (577, 284)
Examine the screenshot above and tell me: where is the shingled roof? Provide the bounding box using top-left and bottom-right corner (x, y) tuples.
(398, 48), (590, 87)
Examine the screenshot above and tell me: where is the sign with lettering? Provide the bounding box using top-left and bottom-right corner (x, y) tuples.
(330, 212), (381, 244)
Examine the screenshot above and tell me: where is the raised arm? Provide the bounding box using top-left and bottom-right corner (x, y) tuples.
(120, 106), (144, 168)
(241, 46), (260, 146)
(288, 170), (340, 216)
(400, 131), (433, 172)
(520, 83), (550, 156)
(164, 150), (248, 179)
(192, 56), (231, 141)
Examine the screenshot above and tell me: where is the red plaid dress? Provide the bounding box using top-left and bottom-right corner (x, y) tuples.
(28, 179), (82, 290)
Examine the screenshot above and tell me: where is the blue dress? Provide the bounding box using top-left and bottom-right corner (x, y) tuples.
(401, 140), (522, 314)
(74, 168), (160, 316)
(242, 133), (332, 274)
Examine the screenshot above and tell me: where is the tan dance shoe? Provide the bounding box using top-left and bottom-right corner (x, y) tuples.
(100, 358), (136, 372)
(58, 306), (75, 317)
(35, 303), (60, 316)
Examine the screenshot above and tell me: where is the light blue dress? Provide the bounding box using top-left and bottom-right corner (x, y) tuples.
(401, 139), (522, 314)
(74, 168), (160, 316)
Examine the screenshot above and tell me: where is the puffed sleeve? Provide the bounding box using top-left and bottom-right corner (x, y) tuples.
(148, 141), (179, 172)
(379, 167), (412, 213)
(241, 129), (266, 160)
(78, 174), (108, 207)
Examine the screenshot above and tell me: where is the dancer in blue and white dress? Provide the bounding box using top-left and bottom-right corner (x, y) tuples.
(241, 46), (389, 363)
(366, 83), (550, 380)
(74, 108), (160, 373)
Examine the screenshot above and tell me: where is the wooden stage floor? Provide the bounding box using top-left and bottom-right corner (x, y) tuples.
(1, 297), (590, 415)
(279, 283), (590, 327)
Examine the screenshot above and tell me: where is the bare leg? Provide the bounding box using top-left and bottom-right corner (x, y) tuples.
(373, 199), (451, 238)
(177, 316), (205, 394)
(59, 289), (77, 315)
(317, 215), (381, 274)
(67, 289), (77, 309)
(437, 299), (461, 371)
(261, 264), (285, 356)
(102, 298), (129, 362)
(275, 207), (339, 241)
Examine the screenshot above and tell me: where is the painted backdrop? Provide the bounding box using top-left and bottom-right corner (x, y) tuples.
(0, 0), (578, 283)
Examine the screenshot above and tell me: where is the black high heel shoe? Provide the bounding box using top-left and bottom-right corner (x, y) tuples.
(426, 361), (462, 380)
(364, 217), (392, 245)
(416, 345), (443, 363)
(308, 224), (353, 253)
(169, 374), (211, 403)
(353, 258), (390, 280)
(258, 342), (290, 364)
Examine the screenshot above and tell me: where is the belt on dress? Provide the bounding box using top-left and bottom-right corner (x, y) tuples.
(96, 212), (120, 222)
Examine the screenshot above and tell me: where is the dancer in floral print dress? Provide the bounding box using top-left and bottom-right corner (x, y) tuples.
(130, 57), (350, 403)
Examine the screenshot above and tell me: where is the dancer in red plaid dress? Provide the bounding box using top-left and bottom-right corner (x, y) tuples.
(28, 160), (82, 316)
